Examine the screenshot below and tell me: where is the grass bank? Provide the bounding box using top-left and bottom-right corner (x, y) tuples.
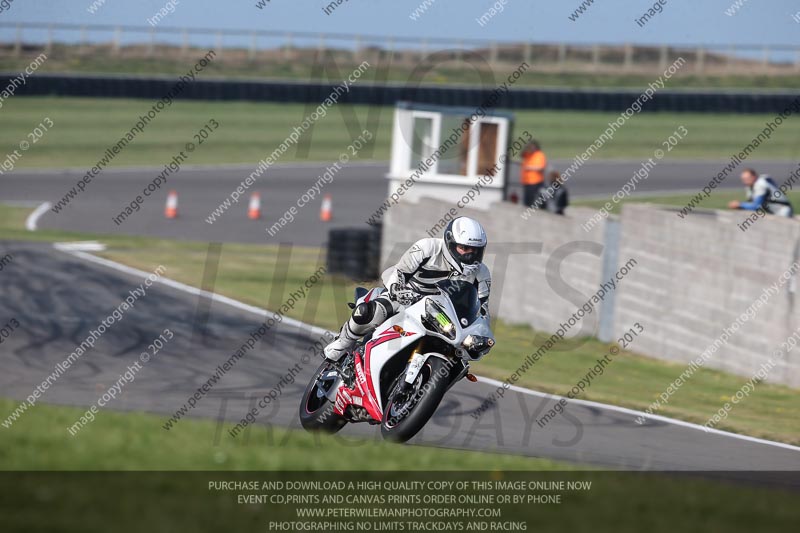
(0, 398), (568, 471)
(2, 98), (800, 168)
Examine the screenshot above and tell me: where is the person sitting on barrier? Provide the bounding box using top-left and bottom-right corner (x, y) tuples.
(728, 168), (794, 218)
(547, 171), (569, 215)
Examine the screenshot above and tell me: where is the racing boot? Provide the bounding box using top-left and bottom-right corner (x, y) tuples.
(323, 322), (363, 362)
(323, 299), (392, 361)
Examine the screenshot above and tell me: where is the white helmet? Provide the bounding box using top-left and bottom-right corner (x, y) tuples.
(444, 217), (487, 268)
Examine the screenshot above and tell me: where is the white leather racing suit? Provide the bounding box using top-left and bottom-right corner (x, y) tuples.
(382, 238), (491, 305)
(741, 174), (794, 217)
(324, 238), (491, 361)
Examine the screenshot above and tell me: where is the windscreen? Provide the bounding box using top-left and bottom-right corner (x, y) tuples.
(437, 280), (481, 326)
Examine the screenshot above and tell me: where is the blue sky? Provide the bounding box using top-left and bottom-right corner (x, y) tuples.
(3, 0), (800, 49)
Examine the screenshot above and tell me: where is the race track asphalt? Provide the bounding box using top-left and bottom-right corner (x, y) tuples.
(4, 159), (799, 246)
(1, 241), (798, 474)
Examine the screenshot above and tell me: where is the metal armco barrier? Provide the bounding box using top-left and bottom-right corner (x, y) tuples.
(2, 73), (798, 114)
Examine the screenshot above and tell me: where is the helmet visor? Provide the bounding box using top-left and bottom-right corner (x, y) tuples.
(453, 243), (485, 265)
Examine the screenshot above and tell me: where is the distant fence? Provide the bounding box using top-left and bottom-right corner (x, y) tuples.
(2, 72), (799, 114)
(1, 22), (800, 76)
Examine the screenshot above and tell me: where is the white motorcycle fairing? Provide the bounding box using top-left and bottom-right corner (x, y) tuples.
(300, 279), (494, 443)
(338, 285), (491, 414)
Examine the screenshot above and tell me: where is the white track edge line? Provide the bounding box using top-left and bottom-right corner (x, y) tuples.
(58, 244), (800, 454)
(477, 376), (800, 453)
(25, 201), (51, 231)
(60, 247), (330, 339)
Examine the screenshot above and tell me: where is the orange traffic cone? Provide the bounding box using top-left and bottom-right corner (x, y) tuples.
(320, 194), (332, 222)
(248, 192), (261, 220)
(165, 190), (178, 219)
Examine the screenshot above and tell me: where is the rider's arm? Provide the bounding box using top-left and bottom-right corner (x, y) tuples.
(476, 264), (492, 317)
(738, 193), (768, 211)
(738, 180), (769, 211)
(381, 239), (431, 290)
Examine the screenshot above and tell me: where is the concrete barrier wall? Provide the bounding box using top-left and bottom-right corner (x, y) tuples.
(381, 198), (608, 344)
(381, 197), (800, 388)
(615, 204), (800, 387)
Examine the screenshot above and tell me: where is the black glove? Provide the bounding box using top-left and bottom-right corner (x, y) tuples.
(389, 282), (420, 306)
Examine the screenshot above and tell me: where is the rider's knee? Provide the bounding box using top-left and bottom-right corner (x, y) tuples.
(373, 298), (394, 325)
(352, 298), (394, 327)
(352, 301), (375, 325)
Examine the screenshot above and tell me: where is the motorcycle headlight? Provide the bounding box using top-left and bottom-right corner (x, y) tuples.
(423, 300), (456, 340)
(463, 335), (495, 359)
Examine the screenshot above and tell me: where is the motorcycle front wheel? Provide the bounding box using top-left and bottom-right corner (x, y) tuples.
(299, 360), (348, 434)
(380, 356), (450, 443)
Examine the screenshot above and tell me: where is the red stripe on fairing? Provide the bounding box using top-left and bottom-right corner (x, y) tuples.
(354, 354), (382, 420)
(364, 289), (374, 302)
(332, 327), (418, 421)
(362, 327), (416, 416)
(332, 331), (398, 420)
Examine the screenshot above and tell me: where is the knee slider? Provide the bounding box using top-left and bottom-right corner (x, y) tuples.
(352, 301), (376, 325)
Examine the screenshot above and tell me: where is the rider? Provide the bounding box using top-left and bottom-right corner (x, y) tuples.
(323, 217), (491, 362)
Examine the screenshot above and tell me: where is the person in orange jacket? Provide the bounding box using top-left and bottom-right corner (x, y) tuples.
(520, 140), (547, 209)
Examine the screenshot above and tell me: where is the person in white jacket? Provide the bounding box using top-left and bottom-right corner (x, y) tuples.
(728, 168), (794, 217)
(323, 217), (491, 362)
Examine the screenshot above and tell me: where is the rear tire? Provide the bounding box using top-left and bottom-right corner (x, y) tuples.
(380, 357), (451, 443)
(299, 361), (348, 433)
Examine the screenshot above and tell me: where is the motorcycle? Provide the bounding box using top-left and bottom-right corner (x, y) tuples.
(299, 280), (494, 443)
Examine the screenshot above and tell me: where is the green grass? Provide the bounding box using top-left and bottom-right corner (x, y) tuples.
(2, 97), (800, 168)
(2, 204), (799, 446)
(2, 393), (798, 533)
(478, 326), (800, 445)
(0, 398), (566, 471)
(573, 190), (800, 216)
(0, 97), (390, 168)
(1, 401), (799, 532)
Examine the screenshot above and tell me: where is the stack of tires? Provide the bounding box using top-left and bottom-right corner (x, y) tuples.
(326, 226), (382, 281)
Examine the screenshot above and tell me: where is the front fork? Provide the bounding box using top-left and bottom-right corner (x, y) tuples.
(402, 347), (468, 393)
